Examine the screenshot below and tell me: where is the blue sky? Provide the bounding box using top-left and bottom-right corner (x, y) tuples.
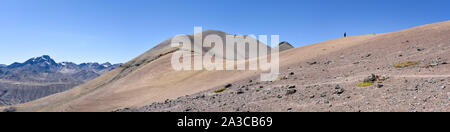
(0, 0), (449, 64)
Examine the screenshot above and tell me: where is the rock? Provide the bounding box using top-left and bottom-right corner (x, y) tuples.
(336, 89), (345, 94)
(249, 80), (253, 83)
(286, 89), (297, 95)
(236, 89), (244, 94)
(353, 61), (360, 64)
(320, 92), (327, 97)
(310, 95), (315, 98)
(414, 84), (420, 91)
(441, 86), (446, 90)
(307, 61), (317, 65)
(442, 61), (448, 64)
(289, 72), (295, 75)
(194, 94), (205, 99)
(324, 61), (332, 65)
(430, 59), (439, 67)
(335, 85), (341, 89)
(277, 95), (283, 98)
(164, 99), (170, 104)
(417, 48), (425, 51)
(2, 107), (16, 112)
(364, 74), (377, 83)
(225, 84), (232, 88)
(379, 75), (390, 81)
(259, 86), (264, 88)
(335, 89), (345, 95)
(120, 108), (131, 112)
(423, 96), (431, 102)
(377, 84), (384, 88)
(427, 78), (437, 84)
(288, 85), (296, 89)
(287, 108), (293, 111)
(185, 107), (192, 112)
(333, 85), (345, 94)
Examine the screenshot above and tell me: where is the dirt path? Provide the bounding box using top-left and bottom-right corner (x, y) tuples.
(290, 74), (450, 88)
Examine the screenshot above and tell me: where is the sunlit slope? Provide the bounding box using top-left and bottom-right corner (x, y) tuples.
(9, 20), (450, 112)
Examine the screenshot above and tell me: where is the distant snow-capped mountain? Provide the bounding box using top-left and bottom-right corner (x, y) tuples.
(0, 55), (121, 105)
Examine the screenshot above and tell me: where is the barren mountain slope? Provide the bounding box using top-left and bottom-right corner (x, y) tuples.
(5, 21), (450, 112)
(119, 21), (450, 112)
(6, 30), (271, 112)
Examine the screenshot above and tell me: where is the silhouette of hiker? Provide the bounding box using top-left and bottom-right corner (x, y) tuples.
(344, 32), (347, 38)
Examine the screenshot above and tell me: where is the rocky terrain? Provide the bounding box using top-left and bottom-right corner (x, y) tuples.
(117, 21), (450, 112)
(6, 21), (450, 112)
(0, 55), (120, 105)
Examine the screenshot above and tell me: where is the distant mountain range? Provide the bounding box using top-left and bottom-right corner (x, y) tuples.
(0, 55), (120, 105)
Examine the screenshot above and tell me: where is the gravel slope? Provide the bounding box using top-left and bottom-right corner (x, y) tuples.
(118, 21), (450, 112)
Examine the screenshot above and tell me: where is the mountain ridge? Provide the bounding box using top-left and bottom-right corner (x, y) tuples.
(0, 55), (121, 105)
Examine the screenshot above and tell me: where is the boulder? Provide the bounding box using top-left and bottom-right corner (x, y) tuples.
(286, 89), (297, 95)
(364, 74), (377, 83)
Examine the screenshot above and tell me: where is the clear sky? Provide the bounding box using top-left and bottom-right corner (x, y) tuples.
(0, 0), (449, 64)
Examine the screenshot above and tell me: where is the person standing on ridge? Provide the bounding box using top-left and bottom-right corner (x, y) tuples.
(344, 32), (347, 38)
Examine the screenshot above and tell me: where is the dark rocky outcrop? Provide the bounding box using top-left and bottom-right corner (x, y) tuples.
(277, 41), (295, 52)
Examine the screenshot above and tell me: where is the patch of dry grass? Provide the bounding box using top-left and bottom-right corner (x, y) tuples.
(357, 82), (374, 87)
(394, 61), (418, 68)
(214, 88), (227, 93)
